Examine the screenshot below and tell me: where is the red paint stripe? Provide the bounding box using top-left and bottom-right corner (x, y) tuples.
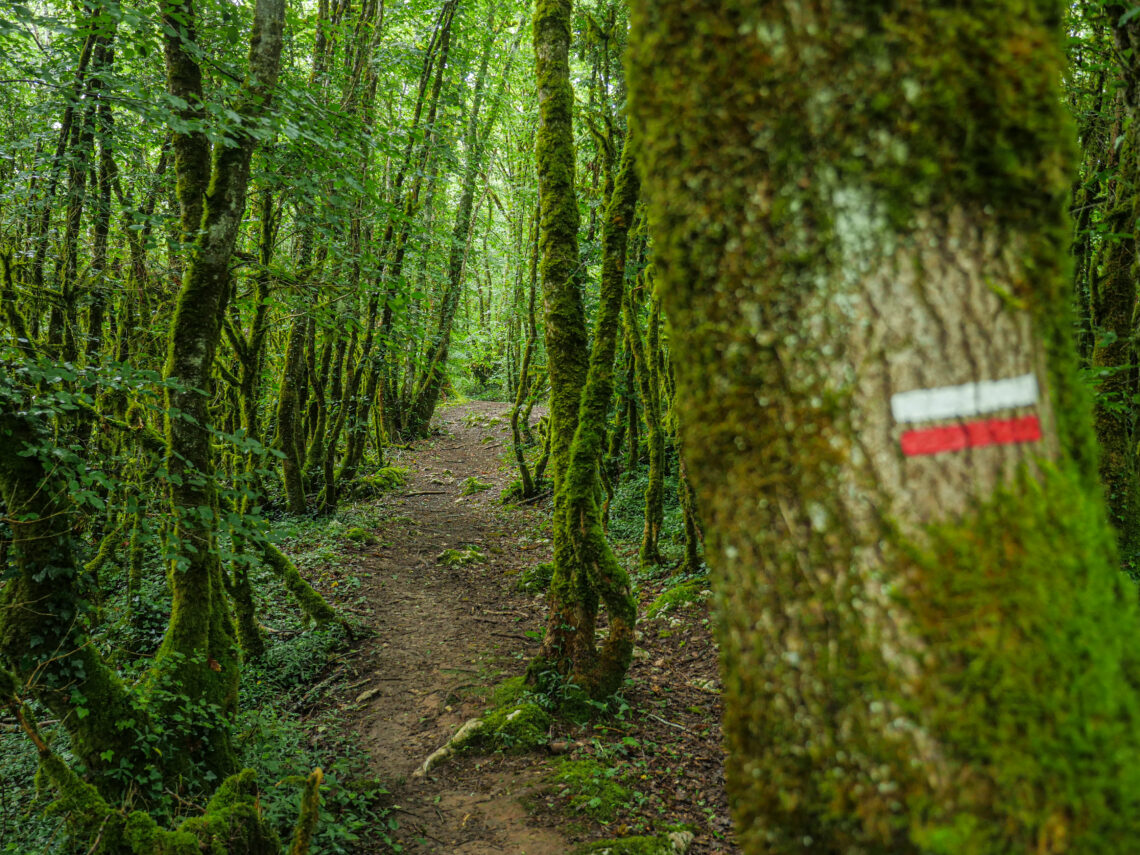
(901, 416), (1042, 457)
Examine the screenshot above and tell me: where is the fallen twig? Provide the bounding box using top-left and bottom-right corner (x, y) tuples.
(491, 632), (537, 642)
(644, 711), (692, 733)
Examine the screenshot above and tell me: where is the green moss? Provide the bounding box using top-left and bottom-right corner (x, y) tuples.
(574, 828), (695, 855)
(260, 541), (340, 627)
(40, 755), (282, 854)
(550, 756), (633, 822)
(462, 702), (551, 753)
(437, 545), (486, 566)
(344, 527), (378, 546)
(287, 768), (323, 855)
(537, 132), (639, 701)
(628, 1), (1135, 852)
(491, 675), (529, 707)
(574, 837), (666, 855)
(645, 579), (708, 619)
(460, 476), (492, 496)
(624, 284), (666, 569)
(888, 466), (1140, 850)
(517, 560), (555, 593)
(348, 467), (408, 499)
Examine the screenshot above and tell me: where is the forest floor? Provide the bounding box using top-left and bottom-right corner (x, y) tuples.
(315, 400), (741, 854)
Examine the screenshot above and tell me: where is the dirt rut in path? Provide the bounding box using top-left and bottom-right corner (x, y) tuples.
(337, 402), (565, 854)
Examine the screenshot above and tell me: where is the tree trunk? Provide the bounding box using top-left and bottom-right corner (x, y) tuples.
(511, 207), (542, 498)
(531, 0), (590, 688)
(624, 269), (664, 567)
(156, 0), (285, 778)
(534, 114), (639, 701)
(276, 315), (309, 514)
(632, 1), (1140, 851)
(1090, 8), (1140, 571)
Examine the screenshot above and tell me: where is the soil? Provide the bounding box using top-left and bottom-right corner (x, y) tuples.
(317, 401), (741, 854)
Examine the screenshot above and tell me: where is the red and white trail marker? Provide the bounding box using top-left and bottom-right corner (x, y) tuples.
(890, 373), (1042, 457)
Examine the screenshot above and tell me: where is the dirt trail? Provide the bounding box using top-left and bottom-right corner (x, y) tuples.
(336, 401), (567, 854)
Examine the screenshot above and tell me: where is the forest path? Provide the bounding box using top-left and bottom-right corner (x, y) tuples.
(339, 400), (566, 854)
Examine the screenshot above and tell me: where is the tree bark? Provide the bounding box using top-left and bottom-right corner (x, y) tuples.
(632, 1), (1140, 851)
(1090, 6), (1140, 570)
(157, 0), (285, 778)
(623, 268), (665, 566)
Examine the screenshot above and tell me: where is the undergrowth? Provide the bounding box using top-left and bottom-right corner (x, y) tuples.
(0, 499), (398, 854)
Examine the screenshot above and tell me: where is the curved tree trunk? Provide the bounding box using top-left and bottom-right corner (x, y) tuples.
(156, 0), (285, 778)
(632, 1), (1140, 851)
(535, 124), (640, 700)
(276, 315), (309, 514)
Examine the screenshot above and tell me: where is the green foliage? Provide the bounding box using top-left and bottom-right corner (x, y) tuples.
(237, 707), (395, 854)
(551, 756), (634, 822)
(516, 560), (555, 593)
(459, 476), (492, 496)
(0, 717), (62, 852)
(607, 471), (684, 557)
(107, 574), (174, 657)
(241, 625), (348, 709)
(343, 527), (378, 546)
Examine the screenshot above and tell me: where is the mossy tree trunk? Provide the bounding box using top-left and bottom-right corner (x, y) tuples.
(276, 315), (310, 514)
(532, 0), (589, 688)
(157, 0), (285, 778)
(1090, 8), (1140, 571)
(331, 4), (389, 483)
(83, 32), (116, 374)
(623, 267), (665, 567)
(26, 23), (98, 314)
(229, 186), (276, 448)
(511, 208), (541, 499)
(51, 20), (107, 363)
(534, 120), (639, 700)
(632, 1), (1140, 851)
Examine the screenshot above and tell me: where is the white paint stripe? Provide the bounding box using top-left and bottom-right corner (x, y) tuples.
(890, 373), (1038, 423)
